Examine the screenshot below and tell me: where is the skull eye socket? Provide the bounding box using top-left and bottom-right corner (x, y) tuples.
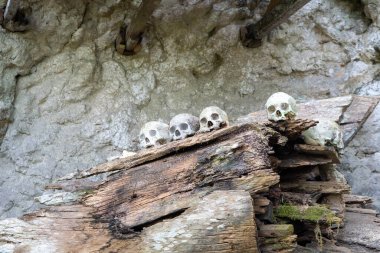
(268, 105), (276, 113)
(179, 123), (188, 130)
(149, 130), (157, 136)
(140, 134), (145, 140)
(169, 126), (176, 133)
(211, 113), (219, 120)
(200, 117), (207, 124)
(281, 103), (289, 110)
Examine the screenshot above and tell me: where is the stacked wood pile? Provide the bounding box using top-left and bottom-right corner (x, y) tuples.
(0, 95), (379, 253)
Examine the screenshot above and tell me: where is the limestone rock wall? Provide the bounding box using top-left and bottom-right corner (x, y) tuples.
(0, 0), (379, 218)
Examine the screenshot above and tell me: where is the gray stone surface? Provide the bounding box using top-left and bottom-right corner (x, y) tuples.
(0, 0), (379, 218)
(340, 103), (380, 210)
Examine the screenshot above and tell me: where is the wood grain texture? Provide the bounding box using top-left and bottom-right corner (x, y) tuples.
(59, 124), (276, 181)
(1, 123), (278, 252)
(280, 180), (350, 194)
(1, 96), (377, 253)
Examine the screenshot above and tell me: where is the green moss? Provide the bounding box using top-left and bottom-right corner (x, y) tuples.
(275, 204), (341, 225)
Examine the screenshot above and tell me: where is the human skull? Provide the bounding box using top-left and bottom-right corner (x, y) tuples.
(302, 119), (344, 150)
(199, 106), (229, 132)
(139, 121), (170, 149)
(265, 92), (297, 122)
(169, 113), (200, 141)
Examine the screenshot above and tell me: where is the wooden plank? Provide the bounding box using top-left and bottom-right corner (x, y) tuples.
(345, 207), (378, 216)
(240, 0), (312, 48)
(280, 192), (319, 205)
(0, 123), (279, 252)
(278, 154), (333, 168)
(0, 96), (378, 252)
(343, 194), (372, 204)
(84, 127), (276, 228)
(259, 235), (297, 253)
(340, 96), (380, 144)
(294, 144), (340, 164)
(265, 119), (317, 139)
(115, 0), (161, 55)
(0, 191), (259, 253)
(258, 224), (294, 238)
(58, 124), (276, 181)
(61, 95), (375, 181)
(280, 181), (350, 194)
(274, 204), (342, 224)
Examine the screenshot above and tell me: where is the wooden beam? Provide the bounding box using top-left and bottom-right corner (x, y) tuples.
(240, 0), (311, 48)
(258, 224), (294, 238)
(57, 123), (279, 181)
(115, 0), (161, 55)
(1, 123), (280, 252)
(278, 154), (333, 168)
(343, 194), (372, 205)
(340, 96), (379, 144)
(294, 144), (340, 164)
(280, 181), (350, 194)
(0, 191), (259, 253)
(1, 96), (377, 252)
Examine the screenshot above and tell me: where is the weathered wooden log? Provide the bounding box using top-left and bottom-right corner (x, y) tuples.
(0, 96), (378, 253)
(240, 0), (312, 47)
(1, 123), (286, 252)
(294, 144), (340, 164)
(0, 191), (258, 253)
(280, 180), (350, 194)
(259, 235), (297, 253)
(258, 224), (294, 238)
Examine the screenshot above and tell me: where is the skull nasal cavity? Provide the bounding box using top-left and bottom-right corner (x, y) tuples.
(276, 110), (282, 117)
(208, 121), (213, 127)
(145, 137), (150, 143)
(175, 130), (181, 136)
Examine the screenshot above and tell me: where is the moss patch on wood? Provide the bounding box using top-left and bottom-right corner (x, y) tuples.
(275, 204), (341, 224)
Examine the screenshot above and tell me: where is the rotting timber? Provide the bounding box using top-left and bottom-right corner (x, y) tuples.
(0, 95), (379, 253)
(240, 0), (312, 48)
